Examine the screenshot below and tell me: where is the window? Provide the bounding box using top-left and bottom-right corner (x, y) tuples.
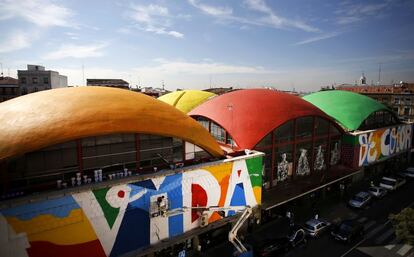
(275, 121), (294, 143)
(394, 97), (400, 104)
(32, 77), (38, 84)
(256, 133), (272, 148)
(393, 107), (399, 114)
(43, 77), (49, 84)
(315, 117), (329, 136)
(210, 122), (226, 143)
(296, 117), (313, 139)
(20, 77), (26, 84)
(404, 108), (410, 116)
(197, 117), (210, 131)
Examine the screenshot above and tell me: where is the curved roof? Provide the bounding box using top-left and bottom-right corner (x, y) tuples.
(189, 88), (334, 150)
(158, 90), (216, 113)
(0, 87), (224, 161)
(303, 90), (393, 131)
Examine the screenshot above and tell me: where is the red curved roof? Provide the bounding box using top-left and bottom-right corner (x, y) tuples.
(189, 89), (334, 150)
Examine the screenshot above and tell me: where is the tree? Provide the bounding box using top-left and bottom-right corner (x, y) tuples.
(389, 208), (414, 245)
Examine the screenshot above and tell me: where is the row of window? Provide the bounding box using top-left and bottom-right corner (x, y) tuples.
(20, 77), (49, 84)
(393, 107), (412, 116)
(359, 111), (400, 130)
(0, 87), (18, 95)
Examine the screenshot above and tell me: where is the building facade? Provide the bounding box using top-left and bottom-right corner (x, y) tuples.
(18, 65), (67, 95)
(0, 76), (19, 102)
(87, 79), (129, 89)
(337, 82), (414, 122)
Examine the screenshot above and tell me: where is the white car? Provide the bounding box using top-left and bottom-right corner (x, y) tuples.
(367, 186), (387, 198)
(400, 168), (414, 178)
(349, 191), (371, 209)
(304, 218), (331, 237)
(379, 177), (406, 191)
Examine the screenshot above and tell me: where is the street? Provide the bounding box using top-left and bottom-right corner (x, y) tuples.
(205, 177), (414, 257)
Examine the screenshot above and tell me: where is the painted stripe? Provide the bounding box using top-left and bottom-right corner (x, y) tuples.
(397, 244), (413, 256)
(384, 237), (401, 250)
(364, 220), (376, 231)
(366, 223), (386, 239)
(375, 227), (395, 244)
(358, 217), (368, 223)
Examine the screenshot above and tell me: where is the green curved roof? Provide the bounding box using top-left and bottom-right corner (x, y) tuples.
(158, 90), (216, 113)
(303, 90), (392, 131)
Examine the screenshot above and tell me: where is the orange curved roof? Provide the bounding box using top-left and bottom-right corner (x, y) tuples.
(0, 87), (224, 161)
(189, 89), (337, 150)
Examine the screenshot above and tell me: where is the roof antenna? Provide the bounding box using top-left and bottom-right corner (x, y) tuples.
(378, 63), (382, 85)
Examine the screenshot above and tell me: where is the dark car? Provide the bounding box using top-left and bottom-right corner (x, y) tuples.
(255, 229), (307, 256)
(331, 220), (364, 243)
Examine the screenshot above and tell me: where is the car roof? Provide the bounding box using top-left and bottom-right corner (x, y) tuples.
(355, 191), (370, 197)
(382, 176), (396, 181)
(306, 219), (322, 226)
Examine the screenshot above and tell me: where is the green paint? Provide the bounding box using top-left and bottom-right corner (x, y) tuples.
(246, 156), (263, 187)
(303, 90), (392, 131)
(93, 187), (120, 229)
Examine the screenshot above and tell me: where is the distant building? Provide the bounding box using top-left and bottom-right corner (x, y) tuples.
(204, 87), (234, 95)
(87, 79), (129, 89)
(134, 86), (170, 97)
(0, 76), (19, 102)
(337, 81), (414, 122)
(18, 65), (67, 95)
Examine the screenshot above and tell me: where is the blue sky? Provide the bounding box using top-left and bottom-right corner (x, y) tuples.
(0, 0), (413, 91)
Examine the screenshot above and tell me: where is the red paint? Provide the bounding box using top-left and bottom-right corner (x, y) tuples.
(189, 89), (332, 150)
(237, 169), (241, 177)
(118, 190), (125, 198)
(27, 240), (106, 257)
(191, 184), (207, 222)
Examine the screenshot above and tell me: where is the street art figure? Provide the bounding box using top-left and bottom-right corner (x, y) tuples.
(277, 153), (289, 182)
(330, 142), (340, 166)
(314, 146), (326, 171)
(296, 148), (310, 176)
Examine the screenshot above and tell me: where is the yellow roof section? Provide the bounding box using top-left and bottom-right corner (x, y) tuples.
(158, 90), (216, 113)
(0, 87), (224, 161)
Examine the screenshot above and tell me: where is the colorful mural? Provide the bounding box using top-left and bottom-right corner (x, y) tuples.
(358, 124), (412, 166)
(0, 155), (263, 257)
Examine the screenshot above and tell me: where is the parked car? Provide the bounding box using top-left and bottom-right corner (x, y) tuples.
(331, 220), (364, 243)
(399, 168), (414, 178)
(348, 191), (372, 209)
(367, 186), (387, 198)
(379, 176), (406, 191)
(304, 218), (331, 237)
(255, 229), (307, 256)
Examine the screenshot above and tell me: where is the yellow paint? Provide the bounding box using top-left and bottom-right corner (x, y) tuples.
(253, 187), (262, 204)
(203, 162), (233, 182)
(6, 209), (98, 245)
(158, 90), (216, 113)
(0, 87), (223, 161)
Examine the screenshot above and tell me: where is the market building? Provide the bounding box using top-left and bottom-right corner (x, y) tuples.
(0, 87), (263, 257)
(158, 89), (216, 113)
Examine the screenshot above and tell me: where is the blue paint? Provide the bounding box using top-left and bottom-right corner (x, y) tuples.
(110, 207), (150, 257)
(169, 214), (183, 237)
(0, 195), (79, 220)
(230, 183), (247, 206)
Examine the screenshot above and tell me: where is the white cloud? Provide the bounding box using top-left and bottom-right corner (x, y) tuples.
(188, 0), (233, 16)
(335, 2), (389, 25)
(0, 0), (74, 27)
(188, 0), (318, 32)
(44, 43), (107, 60)
(137, 59), (273, 75)
(125, 4), (184, 38)
(294, 32), (341, 45)
(0, 30), (33, 53)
